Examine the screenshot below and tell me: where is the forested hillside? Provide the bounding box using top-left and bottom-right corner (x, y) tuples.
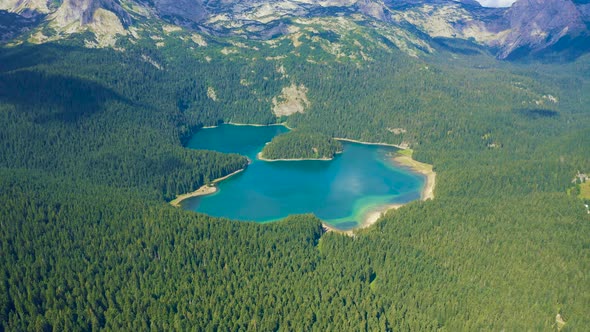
(1, 32), (589, 330)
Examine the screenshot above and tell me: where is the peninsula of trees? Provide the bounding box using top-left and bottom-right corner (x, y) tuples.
(259, 131), (343, 161)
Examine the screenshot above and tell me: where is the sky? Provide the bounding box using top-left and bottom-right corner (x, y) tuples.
(476, 0), (517, 7)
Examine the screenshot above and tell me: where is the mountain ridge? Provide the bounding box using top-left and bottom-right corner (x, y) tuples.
(1, 0), (589, 59)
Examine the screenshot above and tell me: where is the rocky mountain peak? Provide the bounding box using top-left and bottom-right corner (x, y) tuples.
(51, 0), (131, 27)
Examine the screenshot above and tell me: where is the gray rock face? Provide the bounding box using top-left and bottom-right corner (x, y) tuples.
(498, 0), (587, 58)
(153, 0), (208, 24)
(357, 0), (389, 20)
(51, 0), (131, 28)
(575, 3), (590, 20)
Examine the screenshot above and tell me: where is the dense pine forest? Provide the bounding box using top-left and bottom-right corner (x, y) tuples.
(260, 131), (343, 160)
(1, 30), (589, 331)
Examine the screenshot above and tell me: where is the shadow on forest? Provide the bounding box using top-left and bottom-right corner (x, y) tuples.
(515, 108), (560, 119)
(0, 70), (130, 124)
(0, 44), (165, 123)
(433, 37), (484, 56)
(0, 43), (66, 73)
(506, 35), (590, 62)
(0, 70), (129, 123)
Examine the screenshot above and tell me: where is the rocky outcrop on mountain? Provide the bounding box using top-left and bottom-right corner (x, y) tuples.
(153, 0), (208, 25)
(357, 0), (389, 21)
(0, 0), (51, 16)
(51, 0), (131, 29)
(497, 0), (588, 58)
(385, 0), (589, 59)
(0, 10), (40, 43)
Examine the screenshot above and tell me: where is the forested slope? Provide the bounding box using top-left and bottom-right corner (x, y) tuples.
(1, 36), (589, 330)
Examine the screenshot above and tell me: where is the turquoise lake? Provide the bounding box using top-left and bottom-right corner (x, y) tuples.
(181, 124), (425, 230)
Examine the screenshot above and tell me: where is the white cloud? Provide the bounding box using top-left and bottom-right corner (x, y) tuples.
(476, 0), (517, 7)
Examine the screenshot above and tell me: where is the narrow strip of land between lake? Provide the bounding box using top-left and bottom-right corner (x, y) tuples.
(169, 168), (246, 207)
(334, 138), (409, 150)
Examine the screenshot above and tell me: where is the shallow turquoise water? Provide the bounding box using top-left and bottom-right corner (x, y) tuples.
(181, 124), (424, 230)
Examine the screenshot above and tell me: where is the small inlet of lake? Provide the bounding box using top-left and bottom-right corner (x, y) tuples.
(179, 124), (425, 230)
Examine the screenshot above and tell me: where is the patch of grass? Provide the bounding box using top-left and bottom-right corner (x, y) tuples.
(397, 148), (413, 157)
(579, 181), (590, 199)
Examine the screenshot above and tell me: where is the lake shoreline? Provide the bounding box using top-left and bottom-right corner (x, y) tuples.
(334, 138), (409, 150)
(183, 124), (435, 232)
(391, 154), (436, 201)
(169, 168), (246, 207)
(323, 204), (404, 236)
(203, 122), (288, 129)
